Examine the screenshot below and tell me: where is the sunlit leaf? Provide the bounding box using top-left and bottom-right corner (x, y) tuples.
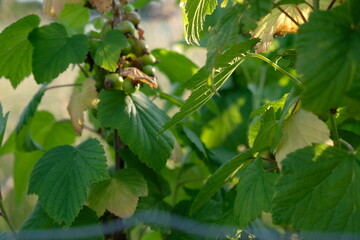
(88, 169), (147, 218)
(275, 109), (332, 168)
(67, 78), (99, 135)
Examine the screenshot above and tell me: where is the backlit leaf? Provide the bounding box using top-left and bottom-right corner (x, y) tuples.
(275, 109), (332, 168)
(181, 0), (217, 45)
(43, 0), (83, 18)
(88, 169), (148, 218)
(190, 150), (253, 214)
(59, 3), (91, 35)
(160, 39), (259, 133)
(0, 104), (9, 148)
(93, 29), (129, 72)
(16, 84), (47, 134)
(67, 78), (99, 134)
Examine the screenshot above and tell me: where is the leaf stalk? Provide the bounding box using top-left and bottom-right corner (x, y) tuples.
(246, 53), (302, 87)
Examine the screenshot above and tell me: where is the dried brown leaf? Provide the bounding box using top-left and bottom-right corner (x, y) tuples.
(120, 67), (158, 88)
(67, 78), (99, 135)
(90, 0), (113, 14)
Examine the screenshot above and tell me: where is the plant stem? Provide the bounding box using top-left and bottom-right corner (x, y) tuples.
(78, 64), (89, 78)
(329, 109), (340, 148)
(45, 83), (82, 91)
(339, 139), (355, 153)
(327, 0), (336, 10)
(113, 129), (124, 171)
(246, 53), (302, 87)
(0, 188), (17, 238)
(313, 0), (320, 10)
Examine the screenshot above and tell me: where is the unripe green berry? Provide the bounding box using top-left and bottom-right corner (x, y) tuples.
(104, 73), (124, 90)
(132, 39), (148, 56)
(123, 77), (140, 94)
(126, 11), (141, 26)
(142, 65), (156, 76)
(123, 3), (135, 13)
(141, 54), (156, 65)
(118, 20), (135, 35)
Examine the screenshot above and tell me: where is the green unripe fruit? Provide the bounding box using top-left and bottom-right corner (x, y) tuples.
(132, 39), (148, 56)
(104, 73), (124, 90)
(142, 65), (156, 76)
(118, 20), (135, 35)
(141, 54), (156, 65)
(123, 3), (135, 13)
(126, 11), (141, 26)
(123, 77), (140, 94)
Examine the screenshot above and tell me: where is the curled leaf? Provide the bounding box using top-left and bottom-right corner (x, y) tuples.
(43, 0), (83, 18)
(120, 67), (158, 88)
(67, 78), (99, 135)
(90, 0), (113, 14)
(275, 109), (333, 168)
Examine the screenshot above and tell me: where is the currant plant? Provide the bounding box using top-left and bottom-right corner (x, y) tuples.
(0, 0), (359, 239)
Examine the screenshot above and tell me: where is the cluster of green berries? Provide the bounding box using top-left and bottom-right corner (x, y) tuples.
(103, 2), (157, 94)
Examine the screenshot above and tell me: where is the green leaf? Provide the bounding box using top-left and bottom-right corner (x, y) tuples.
(0, 104), (9, 148)
(151, 48), (198, 84)
(15, 84), (47, 133)
(200, 89), (252, 150)
(29, 23), (89, 83)
(160, 39), (259, 132)
(59, 3), (91, 35)
(98, 90), (174, 171)
(88, 169), (147, 218)
(205, 4), (244, 74)
(253, 107), (282, 152)
(14, 111), (78, 202)
(272, 145), (360, 239)
(234, 157), (277, 227)
(296, 4), (360, 112)
(181, 0), (217, 45)
(28, 138), (110, 226)
(0, 14), (40, 87)
(20, 203), (102, 240)
(93, 29), (129, 72)
(190, 150), (253, 214)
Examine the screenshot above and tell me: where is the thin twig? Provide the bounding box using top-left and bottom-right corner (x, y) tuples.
(313, 0), (320, 10)
(77, 64), (90, 78)
(329, 109), (341, 148)
(114, 129), (124, 170)
(295, 6), (307, 23)
(45, 83), (82, 91)
(327, 0), (336, 10)
(277, 7), (299, 26)
(291, 99), (300, 115)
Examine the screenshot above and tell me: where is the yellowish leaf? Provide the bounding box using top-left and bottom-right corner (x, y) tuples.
(120, 67), (158, 88)
(90, 0), (113, 14)
(42, 0), (83, 18)
(276, 109), (333, 168)
(67, 78), (99, 135)
(250, 0), (344, 53)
